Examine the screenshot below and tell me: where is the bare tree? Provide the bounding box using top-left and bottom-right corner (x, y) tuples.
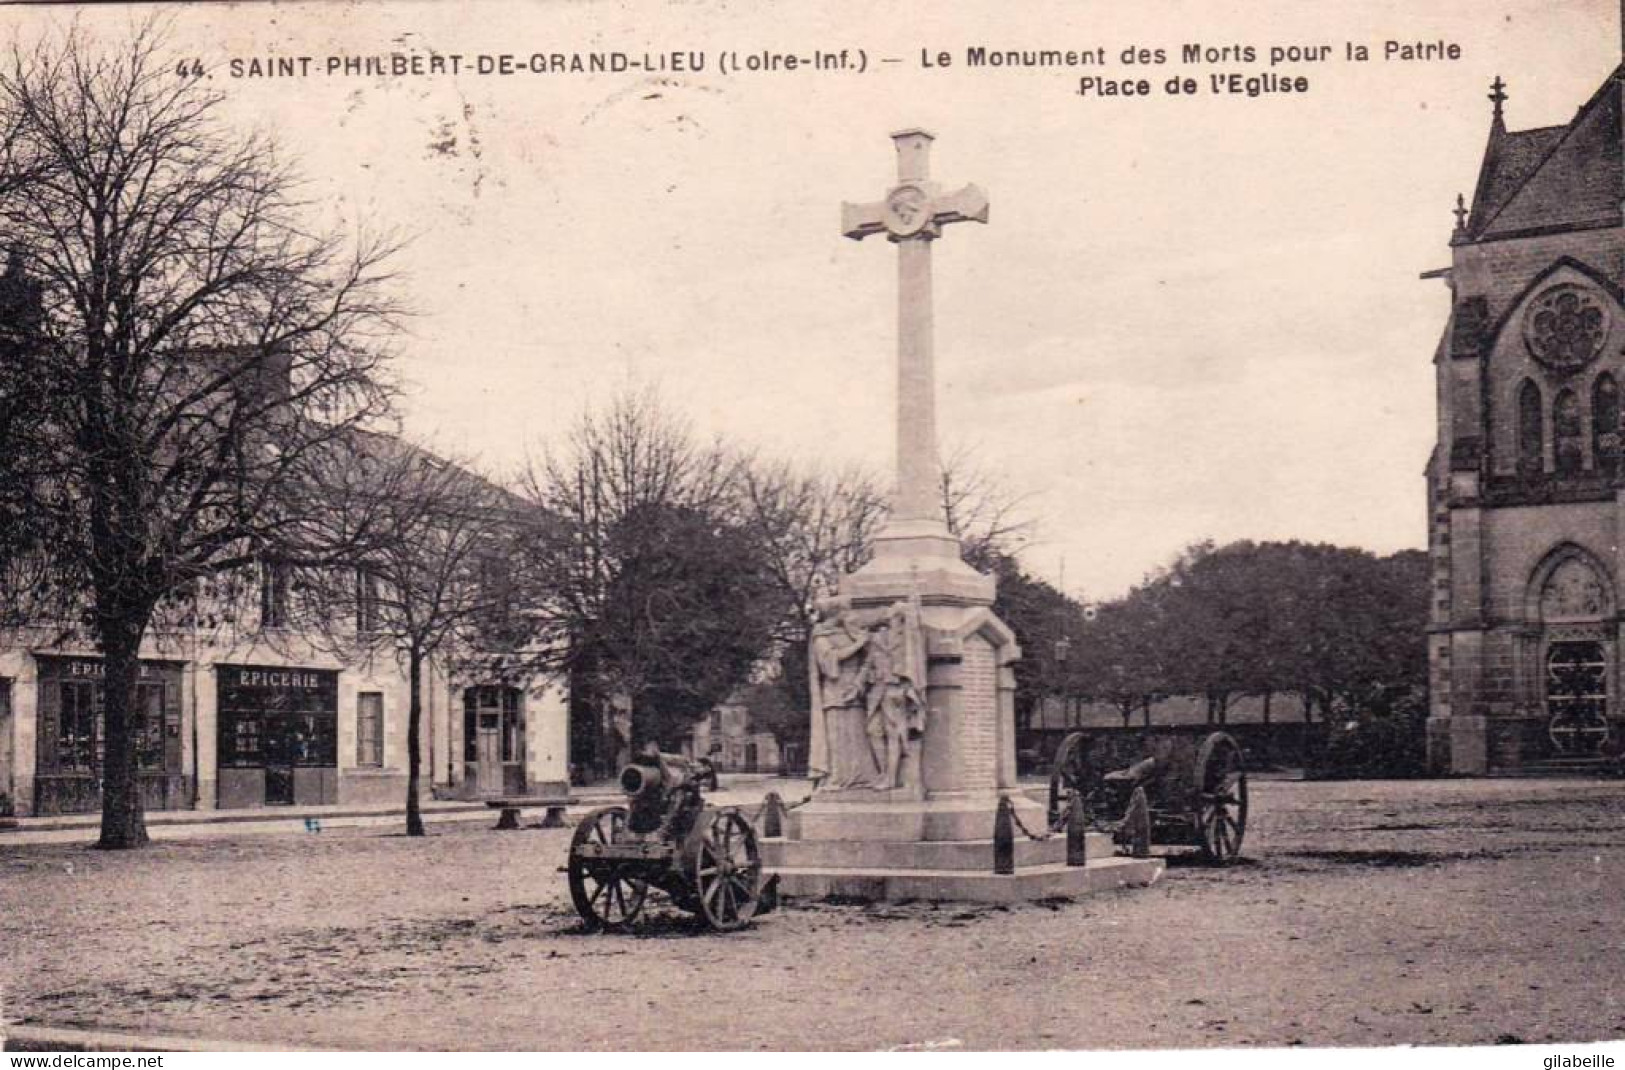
(297, 438), (522, 836)
(737, 458), (886, 747)
(739, 459), (886, 635)
(938, 443), (1037, 571)
(0, 24), (405, 847)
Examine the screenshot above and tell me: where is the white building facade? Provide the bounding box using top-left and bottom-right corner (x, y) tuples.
(0, 626), (568, 817)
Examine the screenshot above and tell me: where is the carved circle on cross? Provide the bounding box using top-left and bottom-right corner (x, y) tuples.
(1524, 283), (1609, 371)
(883, 184), (931, 238)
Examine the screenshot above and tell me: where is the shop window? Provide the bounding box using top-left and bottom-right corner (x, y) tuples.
(134, 684), (167, 770)
(216, 666), (338, 769)
(38, 660), (180, 777)
(227, 715), (262, 765)
(357, 692), (384, 767)
(58, 680), (97, 772)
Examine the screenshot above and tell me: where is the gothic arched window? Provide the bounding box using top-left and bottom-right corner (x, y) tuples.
(1539, 553), (1611, 621)
(1593, 373), (1621, 477)
(1554, 388), (1584, 475)
(1518, 379), (1544, 474)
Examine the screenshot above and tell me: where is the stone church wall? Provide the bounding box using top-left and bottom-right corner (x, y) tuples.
(1480, 504), (1617, 621)
(1477, 258), (1625, 476)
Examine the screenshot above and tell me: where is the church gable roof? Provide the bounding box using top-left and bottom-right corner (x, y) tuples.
(1471, 69), (1623, 240)
(1470, 124), (1565, 223)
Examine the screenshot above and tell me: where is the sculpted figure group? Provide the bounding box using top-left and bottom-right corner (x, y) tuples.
(808, 593), (930, 792)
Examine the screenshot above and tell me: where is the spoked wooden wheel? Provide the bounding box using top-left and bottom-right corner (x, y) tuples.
(1194, 732), (1248, 864)
(1121, 785), (1152, 858)
(1047, 731), (1091, 829)
(568, 806), (647, 930)
(692, 809), (762, 932)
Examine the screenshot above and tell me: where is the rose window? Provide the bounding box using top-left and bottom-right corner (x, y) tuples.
(1524, 285), (1609, 371)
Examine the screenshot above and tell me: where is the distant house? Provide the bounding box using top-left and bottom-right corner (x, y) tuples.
(689, 699), (782, 774)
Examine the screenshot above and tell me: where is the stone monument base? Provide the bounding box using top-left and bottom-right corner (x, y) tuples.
(761, 799), (1165, 904)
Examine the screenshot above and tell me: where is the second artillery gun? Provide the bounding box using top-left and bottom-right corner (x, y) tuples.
(567, 750), (766, 932)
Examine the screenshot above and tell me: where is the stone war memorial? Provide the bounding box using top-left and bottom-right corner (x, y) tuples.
(762, 130), (1163, 901)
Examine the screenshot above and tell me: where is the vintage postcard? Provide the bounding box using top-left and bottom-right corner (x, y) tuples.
(0, 0), (1621, 1058)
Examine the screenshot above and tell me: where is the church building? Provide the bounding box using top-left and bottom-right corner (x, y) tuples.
(1427, 66), (1625, 773)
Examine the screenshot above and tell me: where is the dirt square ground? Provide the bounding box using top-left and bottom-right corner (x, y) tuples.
(1, 776), (1622, 1050)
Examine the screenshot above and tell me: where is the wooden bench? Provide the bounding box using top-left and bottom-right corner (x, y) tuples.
(485, 797), (571, 830)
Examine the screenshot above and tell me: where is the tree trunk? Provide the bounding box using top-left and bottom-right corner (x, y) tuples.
(406, 647), (425, 837)
(96, 618), (148, 849)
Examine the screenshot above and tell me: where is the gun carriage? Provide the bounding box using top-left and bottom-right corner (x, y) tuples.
(567, 752), (764, 932)
(1045, 728), (1248, 863)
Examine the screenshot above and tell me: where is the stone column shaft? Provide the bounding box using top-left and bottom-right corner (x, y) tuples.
(895, 237), (938, 527)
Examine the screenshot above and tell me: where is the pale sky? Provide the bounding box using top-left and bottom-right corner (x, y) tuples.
(28, 0), (1625, 599)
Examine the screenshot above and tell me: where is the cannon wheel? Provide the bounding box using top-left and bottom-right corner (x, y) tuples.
(1047, 731), (1090, 829)
(691, 808), (762, 932)
(568, 806), (648, 931)
(1193, 732), (1248, 863)
(1122, 785), (1152, 858)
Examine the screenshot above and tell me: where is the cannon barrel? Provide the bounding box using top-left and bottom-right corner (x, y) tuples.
(620, 752), (706, 834)
(618, 752), (704, 797)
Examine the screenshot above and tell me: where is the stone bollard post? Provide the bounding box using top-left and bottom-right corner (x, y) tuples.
(1065, 793), (1088, 867)
(761, 791), (785, 838)
(993, 796), (1015, 875)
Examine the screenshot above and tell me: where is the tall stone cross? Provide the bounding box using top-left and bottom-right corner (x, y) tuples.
(842, 129), (988, 536)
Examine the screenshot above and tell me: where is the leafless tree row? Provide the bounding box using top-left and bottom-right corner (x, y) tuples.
(0, 23), (1039, 845)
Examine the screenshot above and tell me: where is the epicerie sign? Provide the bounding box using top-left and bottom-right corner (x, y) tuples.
(60, 658), (166, 680)
(233, 668), (327, 690)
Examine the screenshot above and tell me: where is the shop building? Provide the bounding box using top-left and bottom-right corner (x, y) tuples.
(0, 628), (568, 817)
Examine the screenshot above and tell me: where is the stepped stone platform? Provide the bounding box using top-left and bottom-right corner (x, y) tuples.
(1493, 756), (1624, 778)
(764, 855), (1163, 903)
(762, 813), (1165, 903)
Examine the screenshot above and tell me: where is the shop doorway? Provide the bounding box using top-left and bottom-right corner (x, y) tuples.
(464, 686), (525, 797)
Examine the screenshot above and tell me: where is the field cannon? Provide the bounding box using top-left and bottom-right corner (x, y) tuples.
(567, 750), (764, 932)
(1045, 728), (1248, 863)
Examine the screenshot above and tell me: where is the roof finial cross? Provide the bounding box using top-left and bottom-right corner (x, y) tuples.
(1489, 75), (1508, 119)
(1453, 192), (1469, 232)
